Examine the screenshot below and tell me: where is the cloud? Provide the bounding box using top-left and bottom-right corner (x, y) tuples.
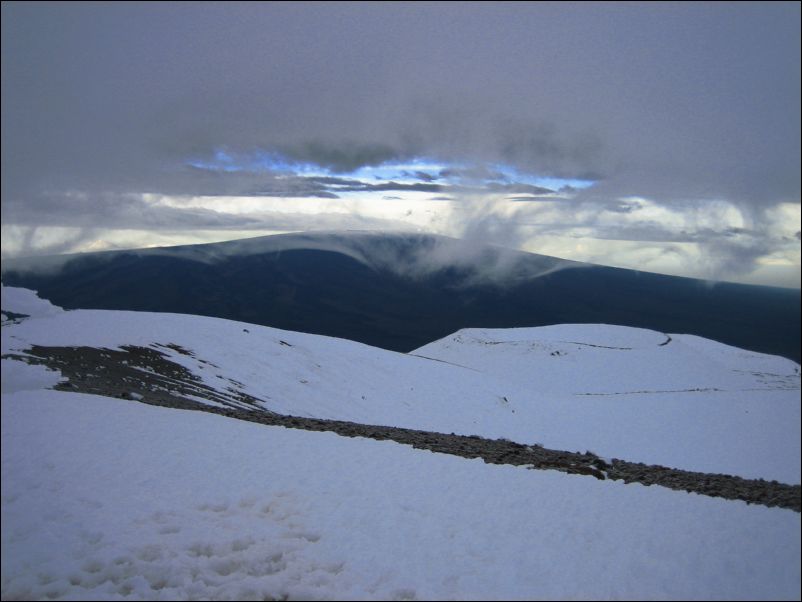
(439, 166), (505, 182)
(274, 142), (401, 173)
(311, 231), (577, 287)
(483, 182), (553, 195)
(407, 171), (439, 182)
(346, 181), (444, 194)
(5, 3), (798, 199)
(1, 2), (799, 285)
(248, 177), (342, 199)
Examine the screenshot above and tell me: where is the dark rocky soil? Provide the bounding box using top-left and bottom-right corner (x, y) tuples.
(5, 343), (799, 513)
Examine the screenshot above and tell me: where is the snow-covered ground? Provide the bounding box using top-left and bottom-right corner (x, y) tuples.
(2, 285), (801, 600)
(3, 389), (800, 601)
(3, 286), (799, 482)
(414, 326), (801, 482)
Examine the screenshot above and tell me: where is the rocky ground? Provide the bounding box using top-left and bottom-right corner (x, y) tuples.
(5, 342), (800, 513)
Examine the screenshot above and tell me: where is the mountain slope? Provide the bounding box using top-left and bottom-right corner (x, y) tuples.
(2, 286), (800, 601)
(3, 285), (799, 482)
(4, 389), (799, 601)
(2, 231), (800, 362)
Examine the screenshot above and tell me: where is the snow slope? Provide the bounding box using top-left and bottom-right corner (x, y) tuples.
(1, 284), (63, 320)
(413, 326), (802, 482)
(2, 287), (799, 482)
(2, 285), (801, 599)
(3, 390), (800, 601)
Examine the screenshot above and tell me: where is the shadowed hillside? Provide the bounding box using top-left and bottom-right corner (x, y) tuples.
(2, 232), (799, 362)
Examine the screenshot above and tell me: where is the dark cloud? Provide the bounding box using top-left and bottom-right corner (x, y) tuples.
(253, 189), (340, 199)
(483, 182), (553, 196)
(305, 176), (365, 187)
(277, 177), (555, 197)
(276, 141), (401, 173)
(341, 181), (444, 194)
(439, 166), (505, 182)
(290, 176), (446, 195)
(248, 176), (342, 199)
(4, 3), (798, 202)
(1, 2), (799, 283)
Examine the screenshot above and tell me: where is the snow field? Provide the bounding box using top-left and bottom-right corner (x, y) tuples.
(3, 301), (799, 482)
(2, 390), (800, 601)
(1, 285), (64, 320)
(413, 326), (801, 482)
(2, 286), (800, 600)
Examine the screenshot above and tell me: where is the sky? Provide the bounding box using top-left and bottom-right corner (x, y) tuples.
(1, 2), (800, 287)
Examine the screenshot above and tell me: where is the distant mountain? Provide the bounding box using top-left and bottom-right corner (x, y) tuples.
(2, 231), (799, 362)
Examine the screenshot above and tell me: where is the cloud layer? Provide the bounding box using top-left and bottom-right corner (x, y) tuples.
(1, 3), (799, 285)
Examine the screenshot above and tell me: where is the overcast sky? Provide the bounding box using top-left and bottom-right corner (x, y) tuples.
(2, 2), (800, 287)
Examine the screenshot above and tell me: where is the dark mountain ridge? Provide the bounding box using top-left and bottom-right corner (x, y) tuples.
(2, 231), (799, 362)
